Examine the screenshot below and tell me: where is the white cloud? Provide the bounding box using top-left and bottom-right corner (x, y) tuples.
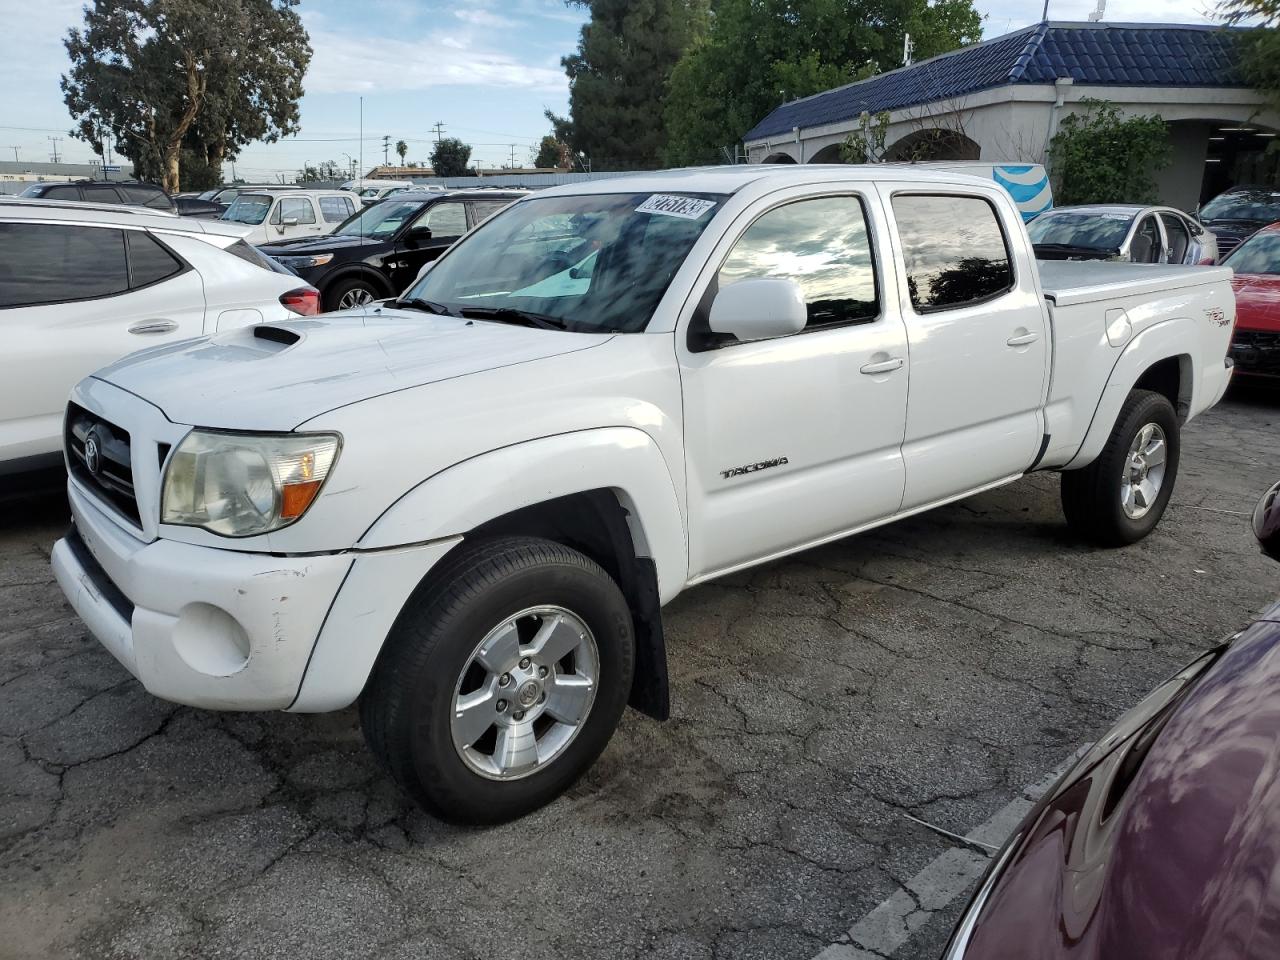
(454, 9), (519, 28)
(301, 15), (566, 95)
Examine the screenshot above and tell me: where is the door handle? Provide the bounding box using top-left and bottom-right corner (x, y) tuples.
(1006, 331), (1039, 347)
(859, 357), (905, 375)
(128, 319), (178, 335)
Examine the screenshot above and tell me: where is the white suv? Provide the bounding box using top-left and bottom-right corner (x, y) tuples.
(0, 198), (320, 472)
(220, 190), (357, 244)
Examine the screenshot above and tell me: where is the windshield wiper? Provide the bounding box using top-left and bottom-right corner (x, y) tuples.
(458, 306), (567, 330)
(392, 297), (458, 316)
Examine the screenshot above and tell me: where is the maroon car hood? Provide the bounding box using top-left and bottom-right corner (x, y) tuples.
(964, 619), (1280, 960)
(1232, 274), (1280, 335)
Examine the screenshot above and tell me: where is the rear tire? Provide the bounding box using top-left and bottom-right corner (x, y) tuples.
(325, 276), (380, 312)
(359, 536), (635, 824)
(1061, 389), (1180, 546)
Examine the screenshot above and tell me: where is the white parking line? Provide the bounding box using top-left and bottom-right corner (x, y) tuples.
(812, 745), (1092, 960)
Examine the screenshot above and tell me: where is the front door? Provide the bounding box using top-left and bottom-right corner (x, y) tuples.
(389, 199), (469, 291)
(678, 189), (910, 579)
(878, 186), (1049, 510)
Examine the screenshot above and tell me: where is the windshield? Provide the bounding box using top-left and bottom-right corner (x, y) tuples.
(1027, 210), (1134, 251)
(1225, 231), (1280, 275)
(1200, 190), (1280, 223)
(334, 199), (428, 239)
(402, 191), (725, 333)
(222, 195), (272, 225)
(358, 187), (384, 199)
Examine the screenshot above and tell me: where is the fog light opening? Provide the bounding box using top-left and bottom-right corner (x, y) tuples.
(172, 603), (252, 677)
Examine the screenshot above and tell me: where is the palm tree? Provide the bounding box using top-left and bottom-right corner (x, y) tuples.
(395, 140), (408, 165)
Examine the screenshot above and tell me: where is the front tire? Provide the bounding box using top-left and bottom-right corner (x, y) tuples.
(359, 536), (635, 824)
(1061, 388), (1180, 546)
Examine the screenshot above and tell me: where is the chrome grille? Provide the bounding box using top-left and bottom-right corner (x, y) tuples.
(65, 403), (141, 527)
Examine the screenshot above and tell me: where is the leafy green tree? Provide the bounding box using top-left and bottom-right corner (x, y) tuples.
(1048, 99), (1171, 205)
(61, 0), (310, 192)
(533, 135), (571, 169)
(1220, 1), (1280, 111)
(550, 0), (710, 170)
(663, 0), (983, 166)
(430, 138), (473, 177)
(838, 111), (891, 163)
(396, 139), (409, 164)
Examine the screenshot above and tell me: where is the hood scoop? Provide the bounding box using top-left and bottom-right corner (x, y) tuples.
(253, 324), (302, 347)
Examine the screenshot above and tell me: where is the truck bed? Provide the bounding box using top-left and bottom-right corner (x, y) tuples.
(1038, 260), (1234, 307)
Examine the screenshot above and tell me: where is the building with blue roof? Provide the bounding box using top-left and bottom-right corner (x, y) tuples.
(742, 21), (1278, 210)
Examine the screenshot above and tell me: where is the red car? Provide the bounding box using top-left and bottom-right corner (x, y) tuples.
(1225, 222), (1280, 381)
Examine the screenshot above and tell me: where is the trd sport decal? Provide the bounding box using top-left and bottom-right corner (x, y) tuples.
(1206, 306), (1228, 327)
(721, 457), (789, 480)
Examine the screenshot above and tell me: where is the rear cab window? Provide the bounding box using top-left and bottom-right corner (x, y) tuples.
(320, 196), (353, 223)
(891, 194), (1014, 312)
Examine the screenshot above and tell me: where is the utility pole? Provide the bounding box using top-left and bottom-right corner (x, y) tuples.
(382, 135), (390, 166)
(509, 144), (517, 169)
(48, 136), (62, 164)
(8, 145), (18, 162)
(431, 121), (445, 143)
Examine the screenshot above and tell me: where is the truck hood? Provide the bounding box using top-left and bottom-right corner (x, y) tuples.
(1232, 274), (1280, 333)
(92, 308), (614, 431)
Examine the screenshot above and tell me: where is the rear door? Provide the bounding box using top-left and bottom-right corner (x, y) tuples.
(0, 222), (205, 463)
(878, 185), (1049, 509)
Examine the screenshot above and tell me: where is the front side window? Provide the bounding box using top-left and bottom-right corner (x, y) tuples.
(279, 197), (316, 224)
(0, 223), (130, 307)
(223, 195), (272, 225)
(716, 195), (879, 330)
(1130, 216), (1163, 264)
(402, 191), (725, 333)
(470, 200), (512, 227)
(421, 201), (467, 237)
(893, 194), (1013, 312)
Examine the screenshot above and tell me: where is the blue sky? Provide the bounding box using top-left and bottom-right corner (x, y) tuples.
(0, 0), (1220, 179)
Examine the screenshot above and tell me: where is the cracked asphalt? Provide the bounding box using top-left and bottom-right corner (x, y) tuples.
(2, 388), (1277, 960)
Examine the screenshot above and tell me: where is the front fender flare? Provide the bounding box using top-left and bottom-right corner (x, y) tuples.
(358, 427), (689, 604)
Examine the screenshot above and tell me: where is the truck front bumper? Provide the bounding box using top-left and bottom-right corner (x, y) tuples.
(52, 484), (354, 710)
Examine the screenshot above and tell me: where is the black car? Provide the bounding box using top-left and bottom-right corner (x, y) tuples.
(259, 190), (526, 312)
(173, 196), (227, 219)
(18, 179), (175, 213)
(1198, 185), (1280, 260)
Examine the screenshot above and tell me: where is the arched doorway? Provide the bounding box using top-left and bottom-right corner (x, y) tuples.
(762, 152), (798, 164)
(808, 143), (846, 164)
(883, 129), (981, 162)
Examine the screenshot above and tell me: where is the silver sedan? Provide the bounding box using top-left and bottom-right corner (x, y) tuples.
(1028, 204), (1219, 266)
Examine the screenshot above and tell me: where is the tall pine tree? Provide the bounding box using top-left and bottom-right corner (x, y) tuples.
(550, 0), (709, 170)
(663, 0), (983, 166)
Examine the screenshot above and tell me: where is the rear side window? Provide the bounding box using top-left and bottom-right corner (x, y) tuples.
(716, 195), (880, 329)
(224, 239), (276, 270)
(320, 196), (352, 223)
(0, 223), (130, 307)
(119, 185), (171, 210)
(127, 231), (183, 287)
(469, 200), (511, 227)
(892, 194), (1013, 312)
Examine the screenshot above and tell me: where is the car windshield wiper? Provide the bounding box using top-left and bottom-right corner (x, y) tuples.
(457, 306), (568, 330)
(392, 297), (458, 316)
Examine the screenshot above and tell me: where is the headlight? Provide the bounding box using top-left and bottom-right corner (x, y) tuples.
(282, 253), (334, 268)
(161, 431), (340, 537)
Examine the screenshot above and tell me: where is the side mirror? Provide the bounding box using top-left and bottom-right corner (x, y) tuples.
(1254, 481), (1280, 562)
(281, 217), (300, 228)
(709, 278), (807, 342)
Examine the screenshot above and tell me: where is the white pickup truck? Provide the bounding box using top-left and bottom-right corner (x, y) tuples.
(51, 166), (1235, 823)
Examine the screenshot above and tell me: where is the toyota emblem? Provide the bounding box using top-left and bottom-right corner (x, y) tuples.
(84, 434), (101, 476)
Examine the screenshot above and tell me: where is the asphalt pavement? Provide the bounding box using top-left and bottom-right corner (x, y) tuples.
(1, 388), (1276, 960)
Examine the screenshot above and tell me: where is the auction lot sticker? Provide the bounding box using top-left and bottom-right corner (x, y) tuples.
(636, 195), (717, 219)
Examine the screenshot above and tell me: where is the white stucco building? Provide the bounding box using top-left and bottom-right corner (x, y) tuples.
(743, 21), (1279, 211)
